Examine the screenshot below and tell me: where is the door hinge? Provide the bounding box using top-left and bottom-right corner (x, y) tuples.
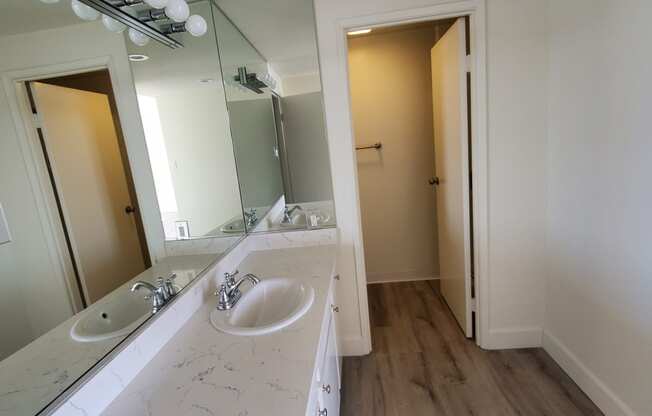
(465, 54), (472, 73)
(470, 297), (477, 312)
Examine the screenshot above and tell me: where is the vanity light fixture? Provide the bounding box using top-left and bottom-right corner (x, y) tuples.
(165, 0), (190, 23)
(40, 0), (209, 49)
(102, 14), (127, 32)
(71, 0), (100, 21)
(128, 53), (150, 62)
(128, 28), (151, 46)
(234, 67), (272, 94)
(347, 28), (372, 36)
(143, 0), (168, 8)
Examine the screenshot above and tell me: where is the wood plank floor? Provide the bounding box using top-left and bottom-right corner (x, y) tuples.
(340, 281), (603, 416)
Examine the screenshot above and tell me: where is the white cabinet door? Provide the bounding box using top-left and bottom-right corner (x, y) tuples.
(307, 284), (340, 416)
(319, 313), (340, 416)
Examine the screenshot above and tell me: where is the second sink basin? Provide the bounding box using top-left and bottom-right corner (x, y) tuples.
(210, 278), (314, 336)
(70, 291), (151, 343)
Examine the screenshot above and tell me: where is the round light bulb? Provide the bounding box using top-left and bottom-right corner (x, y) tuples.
(128, 28), (150, 47)
(165, 0), (190, 23)
(102, 15), (126, 33)
(185, 15), (207, 37)
(71, 0), (100, 21)
(143, 0), (168, 8)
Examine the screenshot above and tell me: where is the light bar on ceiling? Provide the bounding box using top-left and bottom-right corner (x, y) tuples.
(78, 0), (184, 49)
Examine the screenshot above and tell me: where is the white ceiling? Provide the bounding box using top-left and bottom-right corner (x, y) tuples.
(0, 1), (81, 36)
(214, 0), (320, 77)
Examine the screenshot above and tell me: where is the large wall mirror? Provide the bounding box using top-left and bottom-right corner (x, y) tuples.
(129, 0), (245, 243)
(0, 1), (333, 415)
(214, 0), (335, 233)
(0, 2), (243, 415)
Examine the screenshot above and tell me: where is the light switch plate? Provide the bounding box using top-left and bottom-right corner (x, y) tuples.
(0, 203), (12, 245)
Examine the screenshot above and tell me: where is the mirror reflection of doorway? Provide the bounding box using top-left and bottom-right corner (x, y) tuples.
(26, 70), (149, 309)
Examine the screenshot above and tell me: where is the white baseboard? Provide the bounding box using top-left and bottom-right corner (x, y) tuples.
(481, 326), (542, 350)
(542, 331), (635, 416)
(366, 271), (439, 284)
(340, 335), (371, 356)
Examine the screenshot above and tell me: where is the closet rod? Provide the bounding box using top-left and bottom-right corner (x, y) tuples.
(355, 142), (382, 151)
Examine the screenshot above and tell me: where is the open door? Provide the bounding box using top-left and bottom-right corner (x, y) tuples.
(431, 18), (473, 337)
(31, 82), (147, 304)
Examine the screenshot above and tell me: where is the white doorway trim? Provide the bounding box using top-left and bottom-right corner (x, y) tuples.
(322, 0), (489, 351)
(1, 56), (165, 311)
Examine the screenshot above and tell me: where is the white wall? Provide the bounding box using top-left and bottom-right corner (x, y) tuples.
(544, 1), (652, 414)
(152, 87), (242, 238)
(483, 0), (548, 347)
(282, 73), (322, 96)
(314, 0), (549, 353)
(0, 22), (164, 358)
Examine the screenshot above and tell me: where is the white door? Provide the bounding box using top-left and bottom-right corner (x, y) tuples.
(32, 82), (146, 304)
(431, 18), (473, 337)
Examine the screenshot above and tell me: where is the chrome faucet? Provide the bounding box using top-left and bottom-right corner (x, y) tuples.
(131, 274), (177, 314)
(244, 209), (258, 227)
(214, 270), (260, 310)
(281, 205), (303, 224)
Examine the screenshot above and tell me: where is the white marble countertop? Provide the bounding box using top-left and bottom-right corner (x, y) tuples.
(0, 254), (216, 416)
(101, 245), (336, 416)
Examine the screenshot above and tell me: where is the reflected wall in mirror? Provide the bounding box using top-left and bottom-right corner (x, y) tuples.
(129, 0), (244, 242)
(0, 1), (243, 415)
(213, 1), (336, 232)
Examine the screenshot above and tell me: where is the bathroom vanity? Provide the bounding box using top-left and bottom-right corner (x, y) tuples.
(0, 1), (336, 415)
(99, 245), (340, 416)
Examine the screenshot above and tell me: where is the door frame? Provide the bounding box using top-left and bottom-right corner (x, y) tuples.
(1, 56), (159, 311)
(324, 0), (488, 351)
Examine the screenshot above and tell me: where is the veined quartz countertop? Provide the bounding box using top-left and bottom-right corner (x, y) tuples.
(101, 245), (336, 416)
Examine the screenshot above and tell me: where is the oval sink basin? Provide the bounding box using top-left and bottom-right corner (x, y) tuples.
(210, 278), (314, 336)
(279, 214), (306, 228)
(70, 291), (151, 343)
(220, 216), (245, 233)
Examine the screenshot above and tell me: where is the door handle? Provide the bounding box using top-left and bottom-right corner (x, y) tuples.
(429, 177), (440, 186)
(125, 205), (136, 214)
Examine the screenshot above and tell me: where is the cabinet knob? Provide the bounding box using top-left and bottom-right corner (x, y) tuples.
(322, 384), (331, 394)
(331, 304), (339, 313)
(317, 408), (328, 416)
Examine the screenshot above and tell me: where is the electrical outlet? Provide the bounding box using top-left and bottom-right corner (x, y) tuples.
(0, 203), (12, 245)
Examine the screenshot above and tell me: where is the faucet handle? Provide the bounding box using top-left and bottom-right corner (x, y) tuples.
(224, 270), (239, 287)
(164, 273), (177, 298)
(214, 283), (231, 310)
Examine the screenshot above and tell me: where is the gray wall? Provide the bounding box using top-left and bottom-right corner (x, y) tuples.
(228, 98), (284, 209)
(281, 92), (333, 203)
